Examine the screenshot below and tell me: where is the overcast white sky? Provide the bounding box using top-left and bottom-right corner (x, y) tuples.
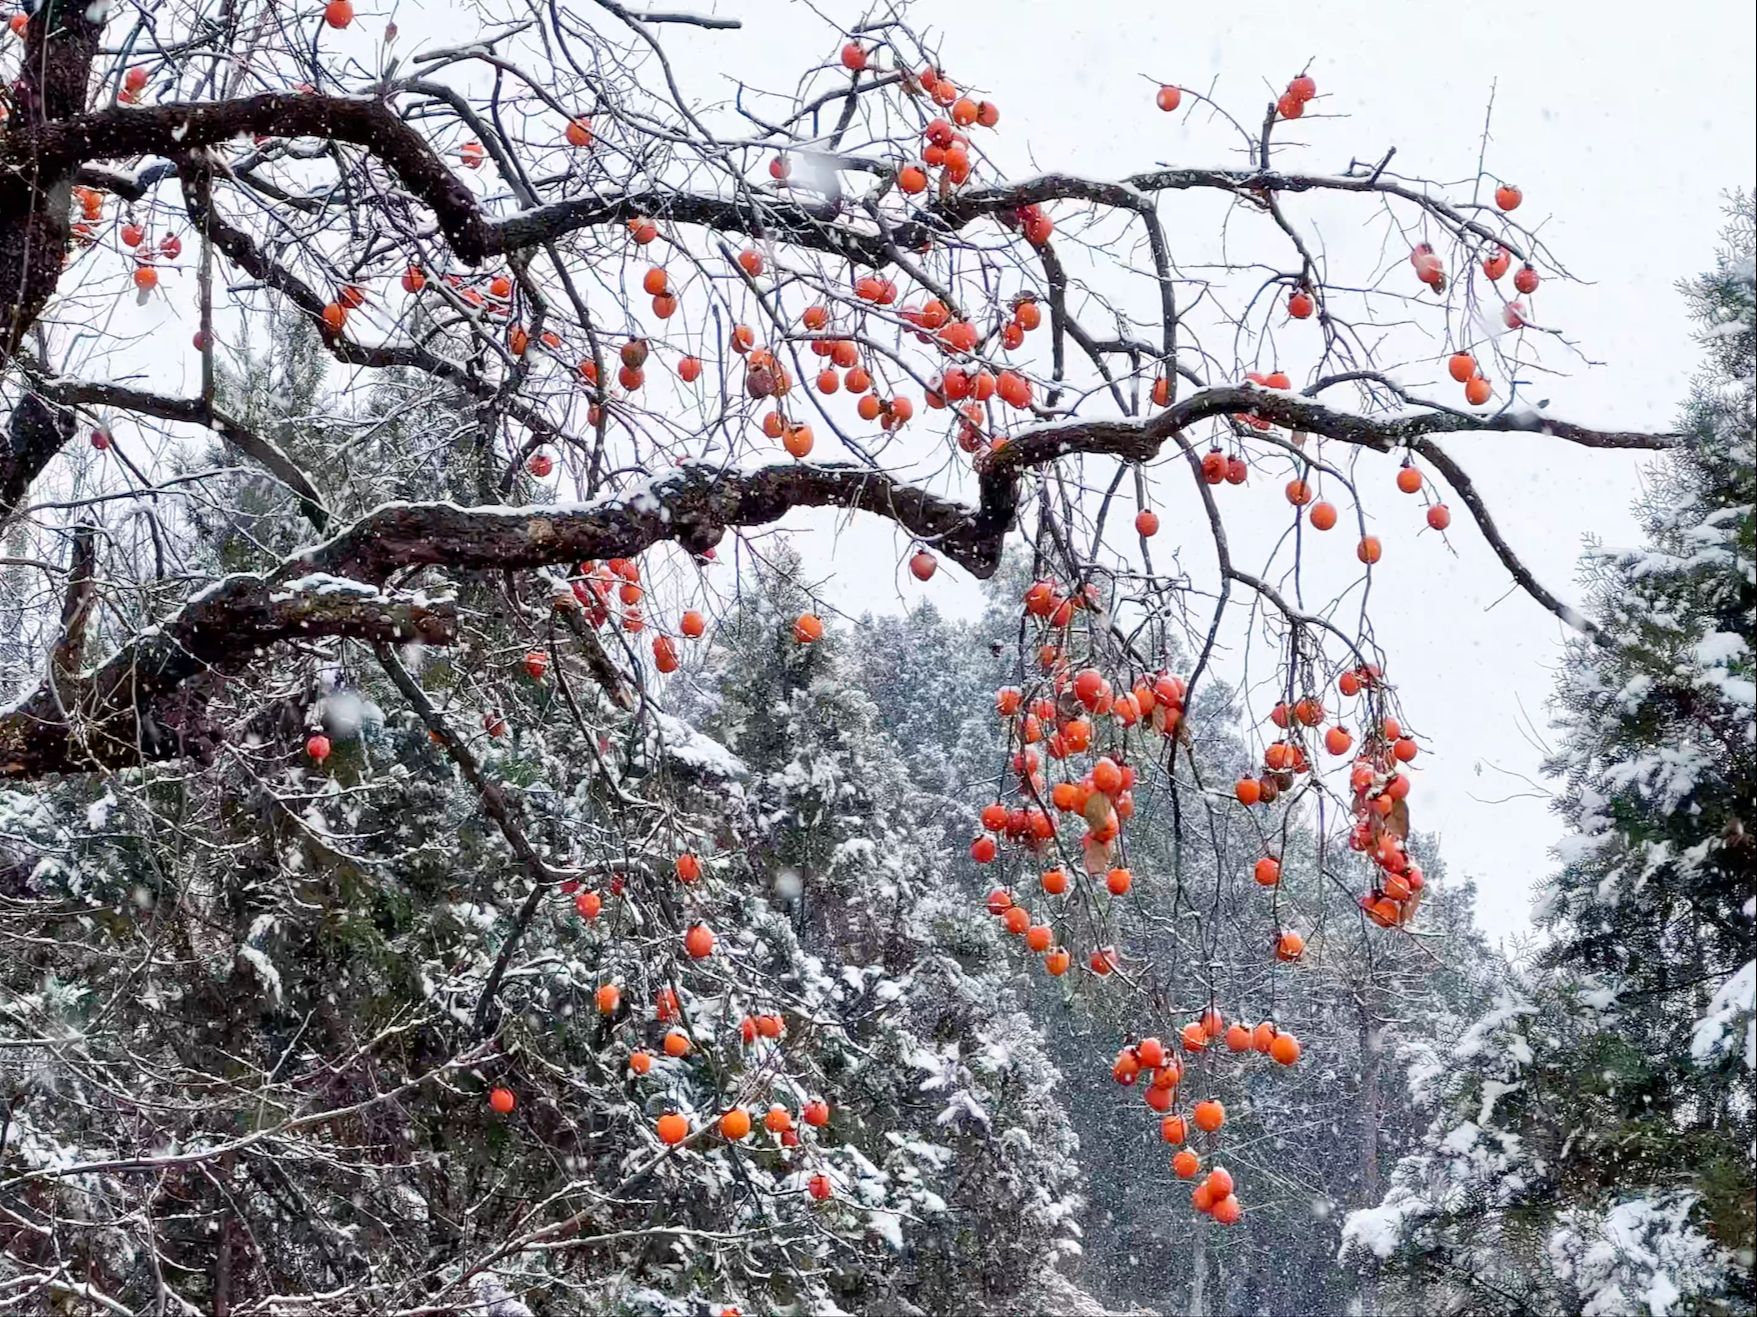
(60, 0), (1756, 943)
(673, 0), (1757, 940)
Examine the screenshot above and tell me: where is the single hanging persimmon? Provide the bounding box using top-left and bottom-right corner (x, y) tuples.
(1494, 182), (1523, 211)
(1427, 504), (1452, 531)
(305, 734), (331, 762)
(840, 41), (868, 71)
(1309, 500), (1338, 531)
(1224, 1024), (1251, 1052)
(663, 1030), (691, 1058)
(1396, 465), (1422, 494)
(1483, 247), (1512, 280)
(526, 451), (552, 478)
(574, 889), (602, 920)
(629, 1050), (653, 1075)
(1276, 930), (1305, 961)
(720, 1108), (752, 1140)
(1465, 375), (1493, 406)
(1253, 856), (1281, 887)
(680, 610), (707, 639)
(1271, 1033), (1303, 1065)
(683, 923), (715, 958)
(656, 1112), (689, 1145)
(1173, 1148), (1201, 1178)
(808, 1173), (833, 1201)
(793, 612), (824, 643)
(596, 983), (621, 1014)
(1285, 478), (1313, 507)
(1448, 352), (1477, 383)
(678, 355), (702, 382)
(565, 116), (593, 148)
(1357, 536), (1383, 565)
(1045, 947), (1071, 975)
(488, 1086), (515, 1114)
(1325, 725), (1354, 755)
(1235, 777), (1262, 805)
(676, 852), (701, 882)
(1156, 85), (1183, 112)
(909, 550), (938, 581)
(1192, 1099), (1225, 1133)
(764, 1105), (794, 1133)
(1212, 1194), (1243, 1226)
(1288, 288), (1314, 319)
(1514, 264), (1541, 295)
(323, 0), (353, 27)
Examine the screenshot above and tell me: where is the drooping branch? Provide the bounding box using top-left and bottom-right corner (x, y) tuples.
(0, 578), (457, 778)
(1412, 437), (1602, 639)
(373, 642), (562, 1039)
(24, 374), (331, 530)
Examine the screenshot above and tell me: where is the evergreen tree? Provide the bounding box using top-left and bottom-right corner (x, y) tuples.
(1343, 199), (1756, 1316)
(694, 555), (1092, 1315)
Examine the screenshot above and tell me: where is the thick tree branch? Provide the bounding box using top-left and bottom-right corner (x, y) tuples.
(1, 580), (456, 778)
(288, 459), (1018, 585)
(0, 379), (1666, 780)
(49, 526), (97, 689)
(1, 393), (76, 527)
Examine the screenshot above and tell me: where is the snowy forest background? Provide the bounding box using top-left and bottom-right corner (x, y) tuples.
(0, 0), (1751, 1310)
(2, 214), (1751, 1313)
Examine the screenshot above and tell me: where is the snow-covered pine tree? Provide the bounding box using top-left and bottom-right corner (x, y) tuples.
(1343, 198), (1756, 1316)
(690, 553), (1092, 1315)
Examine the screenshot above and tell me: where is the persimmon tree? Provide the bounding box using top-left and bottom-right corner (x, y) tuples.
(0, 1), (1682, 1312)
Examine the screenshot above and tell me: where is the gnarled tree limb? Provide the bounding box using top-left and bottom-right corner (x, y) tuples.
(1, 579), (457, 778)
